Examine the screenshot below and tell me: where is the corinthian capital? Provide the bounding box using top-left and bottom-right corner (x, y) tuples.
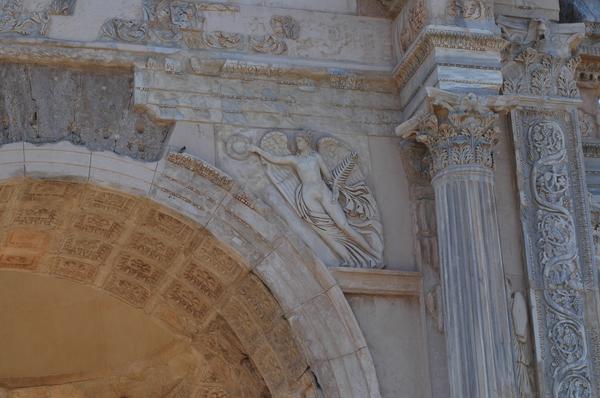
(397, 88), (516, 177)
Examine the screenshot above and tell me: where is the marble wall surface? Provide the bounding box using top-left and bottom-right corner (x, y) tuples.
(0, 0), (598, 397)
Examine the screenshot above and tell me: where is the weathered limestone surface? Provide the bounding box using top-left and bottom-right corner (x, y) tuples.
(0, 62), (172, 161)
(0, 1), (598, 397)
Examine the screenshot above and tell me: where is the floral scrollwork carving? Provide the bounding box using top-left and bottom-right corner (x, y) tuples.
(527, 119), (592, 396)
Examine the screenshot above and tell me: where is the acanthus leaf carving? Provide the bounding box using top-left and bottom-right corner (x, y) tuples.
(500, 18), (583, 99)
(503, 47), (581, 98)
(398, 89), (514, 177)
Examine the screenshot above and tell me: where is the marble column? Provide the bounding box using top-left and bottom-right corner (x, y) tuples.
(398, 89), (517, 398)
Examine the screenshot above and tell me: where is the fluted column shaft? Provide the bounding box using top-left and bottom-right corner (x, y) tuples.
(398, 89), (517, 398)
(432, 164), (514, 398)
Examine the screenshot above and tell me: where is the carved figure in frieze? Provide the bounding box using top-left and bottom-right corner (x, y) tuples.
(591, 208), (600, 259)
(100, 0), (300, 55)
(250, 16), (300, 55)
(447, 0), (489, 20)
(0, 0), (49, 36)
(49, 0), (76, 15)
(100, 18), (149, 43)
(230, 132), (383, 268)
(579, 109), (597, 137)
(101, 0), (203, 45)
(395, 0), (427, 54)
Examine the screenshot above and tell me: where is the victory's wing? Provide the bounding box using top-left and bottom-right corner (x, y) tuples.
(259, 131), (300, 206)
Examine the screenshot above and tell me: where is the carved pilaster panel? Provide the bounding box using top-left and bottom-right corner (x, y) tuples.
(511, 108), (595, 398)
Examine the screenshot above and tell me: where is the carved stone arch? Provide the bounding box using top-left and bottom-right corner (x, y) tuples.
(0, 153), (381, 398)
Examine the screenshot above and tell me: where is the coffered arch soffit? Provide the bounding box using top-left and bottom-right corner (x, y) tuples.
(0, 170), (380, 398)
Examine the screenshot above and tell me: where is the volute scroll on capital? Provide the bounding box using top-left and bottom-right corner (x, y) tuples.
(396, 88), (517, 177)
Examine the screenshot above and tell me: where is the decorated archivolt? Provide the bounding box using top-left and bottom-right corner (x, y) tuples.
(227, 132), (384, 269)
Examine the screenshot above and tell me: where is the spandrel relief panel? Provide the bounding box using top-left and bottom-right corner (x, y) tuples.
(220, 128), (384, 268)
(0, 62), (173, 161)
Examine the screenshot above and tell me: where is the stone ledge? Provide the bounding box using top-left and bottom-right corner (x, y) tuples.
(331, 267), (422, 296)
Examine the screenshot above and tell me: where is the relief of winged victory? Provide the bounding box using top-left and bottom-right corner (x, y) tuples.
(231, 131), (384, 268)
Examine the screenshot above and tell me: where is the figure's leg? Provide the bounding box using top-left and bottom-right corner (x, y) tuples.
(317, 229), (353, 265)
(321, 199), (377, 256)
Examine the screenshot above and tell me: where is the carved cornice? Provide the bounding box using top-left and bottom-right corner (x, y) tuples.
(331, 267), (422, 296)
(393, 27), (507, 89)
(0, 37), (397, 95)
(397, 88), (515, 176)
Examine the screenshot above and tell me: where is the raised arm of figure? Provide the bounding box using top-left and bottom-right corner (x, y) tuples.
(249, 145), (296, 166)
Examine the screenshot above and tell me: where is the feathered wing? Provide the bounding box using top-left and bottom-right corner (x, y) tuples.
(259, 131), (300, 207)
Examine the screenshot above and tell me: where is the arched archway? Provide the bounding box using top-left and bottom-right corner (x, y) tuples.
(0, 152), (381, 397)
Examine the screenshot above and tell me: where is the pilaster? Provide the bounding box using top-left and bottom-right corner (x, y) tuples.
(499, 17), (600, 398)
